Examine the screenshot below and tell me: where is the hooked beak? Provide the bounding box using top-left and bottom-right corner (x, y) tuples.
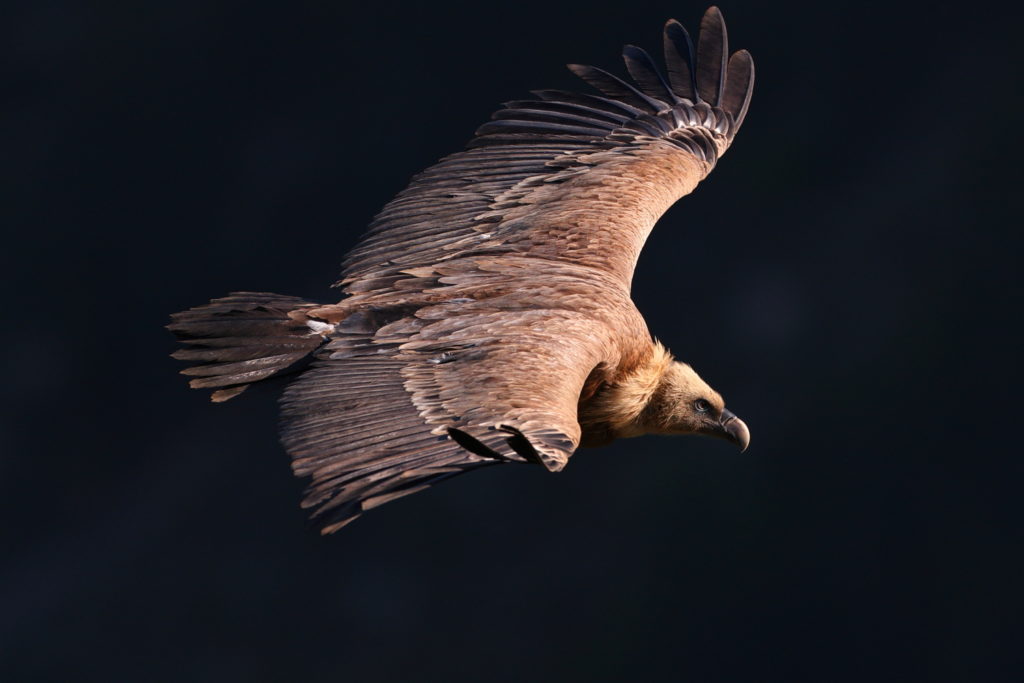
(718, 408), (750, 452)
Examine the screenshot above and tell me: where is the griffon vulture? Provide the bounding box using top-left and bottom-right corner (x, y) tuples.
(170, 6), (754, 533)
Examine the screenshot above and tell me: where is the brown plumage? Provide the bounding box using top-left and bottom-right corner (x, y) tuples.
(169, 6), (754, 533)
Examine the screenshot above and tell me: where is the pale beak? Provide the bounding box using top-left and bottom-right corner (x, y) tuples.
(719, 409), (750, 452)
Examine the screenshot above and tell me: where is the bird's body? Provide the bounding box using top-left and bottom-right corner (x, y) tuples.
(170, 7), (754, 533)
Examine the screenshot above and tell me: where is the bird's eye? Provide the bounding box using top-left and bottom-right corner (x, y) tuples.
(694, 399), (711, 413)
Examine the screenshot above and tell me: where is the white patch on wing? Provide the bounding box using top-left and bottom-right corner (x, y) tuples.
(306, 320), (335, 336)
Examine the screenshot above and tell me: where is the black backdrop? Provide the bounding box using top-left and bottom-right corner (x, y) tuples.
(3, 0), (1022, 680)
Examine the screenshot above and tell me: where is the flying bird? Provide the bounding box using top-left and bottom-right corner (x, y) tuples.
(170, 6), (754, 533)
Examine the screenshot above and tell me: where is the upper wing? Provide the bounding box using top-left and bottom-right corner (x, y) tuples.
(280, 302), (619, 533)
(338, 7), (753, 295)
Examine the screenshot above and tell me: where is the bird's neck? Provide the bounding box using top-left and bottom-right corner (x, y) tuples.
(578, 342), (674, 446)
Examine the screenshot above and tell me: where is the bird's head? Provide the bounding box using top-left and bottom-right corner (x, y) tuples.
(642, 361), (750, 451)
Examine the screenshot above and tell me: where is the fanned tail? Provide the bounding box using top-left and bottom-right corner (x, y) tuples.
(168, 292), (329, 402)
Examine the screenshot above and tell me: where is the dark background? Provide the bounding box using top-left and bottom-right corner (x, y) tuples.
(3, 0), (1022, 680)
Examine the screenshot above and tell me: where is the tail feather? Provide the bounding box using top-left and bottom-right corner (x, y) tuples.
(168, 292), (328, 402)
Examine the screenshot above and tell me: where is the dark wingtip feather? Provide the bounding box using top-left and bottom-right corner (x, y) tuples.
(696, 6), (729, 105)
(722, 49), (755, 129)
(567, 63), (669, 113)
(532, 89), (645, 118)
(663, 18), (697, 102)
(466, 9), (753, 153)
(622, 44), (677, 104)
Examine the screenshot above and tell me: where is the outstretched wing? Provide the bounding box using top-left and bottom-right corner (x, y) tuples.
(339, 7), (754, 296)
(280, 300), (620, 533)
(279, 8), (756, 532)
